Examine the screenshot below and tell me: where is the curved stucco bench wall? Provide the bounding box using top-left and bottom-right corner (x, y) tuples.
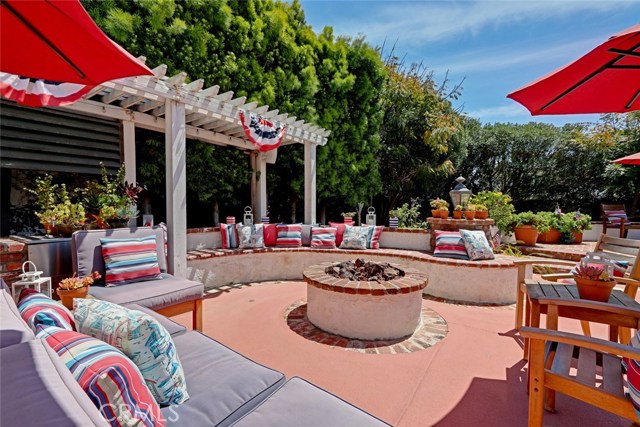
(185, 228), (520, 304)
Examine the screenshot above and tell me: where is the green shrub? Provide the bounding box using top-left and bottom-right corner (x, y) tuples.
(469, 191), (515, 233)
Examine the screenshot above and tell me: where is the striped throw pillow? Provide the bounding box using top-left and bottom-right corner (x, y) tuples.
(310, 226), (337, 248)
(433, 231), (470, 260)
(18, 289), (75, 331)
(605, 210), (630, 226)
(74, 299), (189, 406)
(366, 226), (383, 249)
(276, 224), (303, 247)
(220, 223), (239, 249)
(101, 236), (162, 286)
(36, 326), (165, 427)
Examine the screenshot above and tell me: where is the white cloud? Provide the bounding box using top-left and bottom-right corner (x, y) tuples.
(329, 1), (631, 46)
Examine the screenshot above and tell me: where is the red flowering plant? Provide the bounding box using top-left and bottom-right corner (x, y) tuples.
(58, 271), (101, 290)
(572, 263), (613, 282)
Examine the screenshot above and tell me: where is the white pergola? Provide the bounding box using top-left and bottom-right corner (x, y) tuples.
(60, 58), (329, 277)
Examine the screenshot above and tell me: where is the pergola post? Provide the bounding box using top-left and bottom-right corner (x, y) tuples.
(304, 141), (317, 224)
(122, 120), (136, 227)
(164, 99), (187, 277)
(256, 153), (267, 221)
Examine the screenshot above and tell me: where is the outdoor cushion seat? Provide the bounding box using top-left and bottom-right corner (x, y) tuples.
(0, 279), (35, 349)
(122, 302), (187, 336)
(0, 339), (109, 427)
(163, 331), (285, 427)
(231, 377), (392, 427)
(89, 273), (203, 310)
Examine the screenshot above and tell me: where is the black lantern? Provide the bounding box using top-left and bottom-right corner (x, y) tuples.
(449, 176), (472, 208)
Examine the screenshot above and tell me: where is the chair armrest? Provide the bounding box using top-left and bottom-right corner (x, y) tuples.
(540, 273), (572, 282)
(520, 327), (640, 360)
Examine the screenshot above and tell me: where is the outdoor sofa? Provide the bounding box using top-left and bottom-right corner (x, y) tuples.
(0, 279), (391, 426)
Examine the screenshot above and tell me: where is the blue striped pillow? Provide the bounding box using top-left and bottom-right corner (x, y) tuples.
(276, 224), (303, 247)
(100, 235), (162, 286)
(220, 223), (239, 249)
(310, 226), (337, 248)
(433, 231), (470, 260)
(17, 289), (75, 331)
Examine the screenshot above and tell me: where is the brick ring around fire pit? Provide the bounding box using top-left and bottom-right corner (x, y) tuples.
(303, 261), (428, 340)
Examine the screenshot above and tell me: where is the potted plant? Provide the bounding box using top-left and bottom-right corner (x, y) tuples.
(453, 205), (463, 219)
(572, 263), (615, 302)
(430, 198), (449, 218)
(341, 212), (356, 225)
(511, 212), (550, 246)
(26, 176), (86, 236)
(388, 209), (399, 228)
(56, 271), (101, 309)
(474, 204), (489, 220)
(87, 164), (144, 229)
(536, 211), (562, 244)
(559, 211), (592, 244)
(463, 204), (476, 220)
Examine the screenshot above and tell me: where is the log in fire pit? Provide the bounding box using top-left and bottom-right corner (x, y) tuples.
(303, 260), (428, 340)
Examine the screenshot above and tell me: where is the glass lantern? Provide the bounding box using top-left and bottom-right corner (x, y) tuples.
(449, 176), (472, 208)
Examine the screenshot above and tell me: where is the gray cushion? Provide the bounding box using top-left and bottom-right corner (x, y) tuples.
(89, 274), (203, 310)
(163, 331), (285, 427)
(71, 226), (167, 280)
(0, 279), (35, 349)
(123, 303), (187, 336)
(301, 224), (312, 246)
(0, 340), (109, 426)
(231, 377), (392, 427)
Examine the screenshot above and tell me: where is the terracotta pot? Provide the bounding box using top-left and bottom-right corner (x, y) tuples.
(439, 209), (449, 219)
(573, 276), (615, 302)
(56, 224), (82, 237)
(514, 225), (538, 246)
(56, 286), (89, 310)
(343, 217), (354, 225)
(537, 227), (561, 244)
(463, 211), (476, 220)
(453, 211), (463, 219)
(475, 211), (488, 220)
(431, 210), (440, 218)
(573, 231), (584, 244)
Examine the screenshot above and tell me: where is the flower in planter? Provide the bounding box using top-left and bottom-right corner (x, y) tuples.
(572, 263), (611, 282)
(58, 271), (101, 290)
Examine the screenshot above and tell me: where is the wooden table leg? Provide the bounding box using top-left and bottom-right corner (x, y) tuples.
(523, 294), (534, 360)
(544, 305), (558, 412)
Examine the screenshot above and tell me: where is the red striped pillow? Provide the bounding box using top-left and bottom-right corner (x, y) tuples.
(276, 224), (302, 247)
(18, 289), (75, 331)
(604, 210), (629, 225)
(310, 227), (337, 248)
(366, 226), (383, 249)
(100, 236), (162, 286)
(433, 231), (470, 260)
(220, 223), (239, 249)
(36, 326), (165, 427)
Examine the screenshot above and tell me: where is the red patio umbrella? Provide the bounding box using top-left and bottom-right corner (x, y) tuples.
(0, 0), (152, 106)
(612, 152), (640, 165)
(507, 24), (640, 115)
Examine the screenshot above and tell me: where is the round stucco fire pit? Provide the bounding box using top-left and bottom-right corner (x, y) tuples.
(303, 259), (428, 340)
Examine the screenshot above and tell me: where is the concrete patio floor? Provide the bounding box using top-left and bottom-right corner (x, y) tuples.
(172, 280), (629, 427)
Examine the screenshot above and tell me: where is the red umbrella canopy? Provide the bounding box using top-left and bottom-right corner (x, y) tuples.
(613, 152), (640, 165)
(0, 0), (152, 106)
(507, 24), (640, 115)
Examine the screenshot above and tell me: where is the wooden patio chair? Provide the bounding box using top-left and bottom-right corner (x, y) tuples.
(521, 296), (640, 427)
(602, 203), (640, 238)
(514, 234), (640, 349)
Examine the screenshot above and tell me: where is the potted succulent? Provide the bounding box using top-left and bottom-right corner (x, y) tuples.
(511, 212), (551, 246)
(56, 271), (101, 309)
(463, 204), (476, 220)
(453, 205), (463, 219)
(571, 263), (615, 302)
(474, 204), (489, 220)
(341, 212), (356, 225)
(430, 198), (449, 218)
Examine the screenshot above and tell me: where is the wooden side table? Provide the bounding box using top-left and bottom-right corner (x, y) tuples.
(11, 276), (52, 302)
(523, 280), (640, 358)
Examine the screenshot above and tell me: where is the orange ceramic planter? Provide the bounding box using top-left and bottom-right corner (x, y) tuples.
(453, 211), (463, 219)
(56, 286), (89, 310)
(463, 211), (476, 220)
(574, 276), (615, 302)
(537, 227), (561, 244)
(514, 225), (538, 246)
(475, 211), (488, 220)
(573, 231), (584, 244)
(439, 209), (449, 219)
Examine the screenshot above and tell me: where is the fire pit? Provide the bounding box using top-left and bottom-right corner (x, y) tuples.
(303, 259), (428, 340)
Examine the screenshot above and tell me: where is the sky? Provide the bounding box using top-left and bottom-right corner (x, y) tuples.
(299, 0), (640, 126)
